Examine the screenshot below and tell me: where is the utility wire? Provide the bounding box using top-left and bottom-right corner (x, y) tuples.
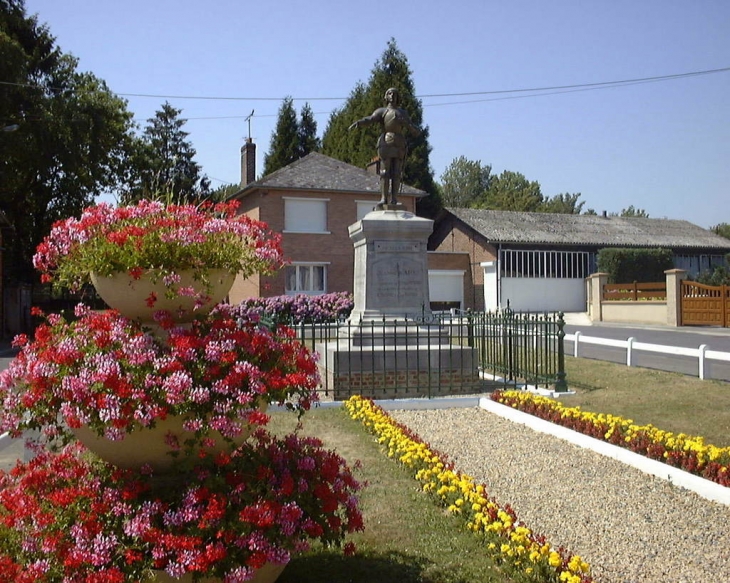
(1, 66), (728, 104)
(178, 69), (728, 121)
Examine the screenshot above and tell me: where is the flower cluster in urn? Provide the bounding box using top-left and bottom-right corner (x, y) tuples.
(0, 200), (364, 582)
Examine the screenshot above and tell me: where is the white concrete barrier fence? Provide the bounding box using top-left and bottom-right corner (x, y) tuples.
(566, 331), (730, 380)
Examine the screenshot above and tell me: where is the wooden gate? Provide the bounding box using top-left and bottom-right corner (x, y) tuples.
(681, 281), (730, 327)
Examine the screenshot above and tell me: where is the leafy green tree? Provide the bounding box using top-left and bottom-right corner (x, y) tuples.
(439, 156), (491, 208)
(263, 96), (299, 176)
(321, 38), (440, 217)
(208, 182), (240, 202)
(540, 193), (585, 214)
(121, 102), (209, 204)
(710, 222), (730, 240)
(475, 170), (544, 212)
(0, 0), (136, 282)
(619, 205), (649, 218)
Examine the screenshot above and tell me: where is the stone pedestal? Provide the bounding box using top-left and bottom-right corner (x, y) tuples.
(348, 208), (433, 322)
(316, 208), (481, 400)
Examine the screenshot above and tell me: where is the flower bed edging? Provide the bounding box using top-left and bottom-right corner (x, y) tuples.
(345, 395), (594, 583)
(480, 397), (730, 507)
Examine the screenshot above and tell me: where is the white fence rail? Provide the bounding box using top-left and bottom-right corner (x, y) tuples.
(565, 332), (730, 380)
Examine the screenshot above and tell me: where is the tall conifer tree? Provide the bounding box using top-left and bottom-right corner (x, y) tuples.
(121, 102), (209, 204)
(322, 39), (440, 216)
(297, 103), (320, 158)
(263, 97), (299, 176)
(263, 98), (320, 175)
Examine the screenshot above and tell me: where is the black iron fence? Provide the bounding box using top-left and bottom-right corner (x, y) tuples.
(287, 309), (567, 401)
(467, 309), (567, 392)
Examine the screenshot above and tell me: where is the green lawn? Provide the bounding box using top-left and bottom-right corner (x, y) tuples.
(562, 356), (730, 447)
(267, 409), (512, 583)
(263, 355), (730, 581)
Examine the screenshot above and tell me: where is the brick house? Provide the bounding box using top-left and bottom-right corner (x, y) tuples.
(227, 144), (428, 303)
(429, 207), (730, 313)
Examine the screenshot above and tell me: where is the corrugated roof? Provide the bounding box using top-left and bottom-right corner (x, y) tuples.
(446, 208), (730, 250)
(235, 152), (427, 197)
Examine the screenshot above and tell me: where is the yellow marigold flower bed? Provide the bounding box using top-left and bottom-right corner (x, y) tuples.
(345, 395), (594, 583)
(491, 390), (730, 487)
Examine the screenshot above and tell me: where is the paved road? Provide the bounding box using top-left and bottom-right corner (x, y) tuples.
(0, 345), (33, 471)
(564, 322), (730, 382)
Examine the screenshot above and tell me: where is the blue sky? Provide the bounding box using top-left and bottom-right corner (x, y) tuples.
(24, 0), (730, 227)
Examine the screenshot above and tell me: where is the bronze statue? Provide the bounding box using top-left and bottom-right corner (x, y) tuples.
(349, 87), (421, 207)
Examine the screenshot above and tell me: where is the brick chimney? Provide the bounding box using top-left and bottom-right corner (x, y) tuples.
(366, 156), (381, 175)
(240, 138), (256, 187)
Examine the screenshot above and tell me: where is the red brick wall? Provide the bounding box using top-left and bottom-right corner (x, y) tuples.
(229, 188), (418, 303)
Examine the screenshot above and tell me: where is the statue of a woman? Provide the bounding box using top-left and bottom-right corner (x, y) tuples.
(349, 87), (421, 206)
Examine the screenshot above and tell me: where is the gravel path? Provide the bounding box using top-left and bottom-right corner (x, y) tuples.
(388, 407), (730, 583)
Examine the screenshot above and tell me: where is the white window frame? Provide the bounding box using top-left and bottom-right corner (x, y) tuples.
(499, 249), (595, 279)
(283, 197), (330, 234)
(284, 262), (330, 296)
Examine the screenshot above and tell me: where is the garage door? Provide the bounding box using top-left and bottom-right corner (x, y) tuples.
(428, 270), (464, 312)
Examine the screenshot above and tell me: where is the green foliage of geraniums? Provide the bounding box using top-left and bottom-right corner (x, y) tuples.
(32, 199), (283, 298)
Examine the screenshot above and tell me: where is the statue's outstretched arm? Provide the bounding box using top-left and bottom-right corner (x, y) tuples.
(348, 108), (385, 131)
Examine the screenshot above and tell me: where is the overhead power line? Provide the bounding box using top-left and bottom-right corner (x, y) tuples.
(1, 66), (728, 104)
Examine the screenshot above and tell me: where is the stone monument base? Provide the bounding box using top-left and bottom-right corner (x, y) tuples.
(315, 336), (481, 401)
(342, 320), (449, 346)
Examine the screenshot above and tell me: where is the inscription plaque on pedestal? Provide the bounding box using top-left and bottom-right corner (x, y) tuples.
(348, 210), (433, 322)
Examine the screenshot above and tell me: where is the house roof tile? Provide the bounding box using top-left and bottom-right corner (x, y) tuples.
(234, 152), (427, 197)
(445, 208), (730, 250)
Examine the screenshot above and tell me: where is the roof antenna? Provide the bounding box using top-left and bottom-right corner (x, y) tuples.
(245, 110), (254, 141)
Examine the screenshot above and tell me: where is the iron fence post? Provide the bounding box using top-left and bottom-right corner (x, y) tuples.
(555, 311), (568, 392)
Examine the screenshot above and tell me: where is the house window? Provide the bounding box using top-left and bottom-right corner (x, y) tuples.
(356, 200), (378, 221)
(283, 197), (329, 233)
(285, 263), (328, 295)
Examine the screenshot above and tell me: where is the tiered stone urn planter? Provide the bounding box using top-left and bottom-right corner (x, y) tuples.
(90, 273), (288, 583)
(90, 268), (236, 324)
(0, 200), (363, 581)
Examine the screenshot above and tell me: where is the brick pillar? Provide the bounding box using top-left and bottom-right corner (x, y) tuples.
(665, 268), (687, 327)
(240, 138), (256, 187)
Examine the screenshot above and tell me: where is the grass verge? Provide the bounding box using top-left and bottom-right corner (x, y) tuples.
(562, 356), (730, 447)
(267, 408), (512, 583)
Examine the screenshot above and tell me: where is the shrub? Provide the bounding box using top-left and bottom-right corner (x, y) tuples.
(597, 248), (673, 283)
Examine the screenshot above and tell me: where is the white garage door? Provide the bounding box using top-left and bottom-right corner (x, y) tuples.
(428, 270), (464, 312)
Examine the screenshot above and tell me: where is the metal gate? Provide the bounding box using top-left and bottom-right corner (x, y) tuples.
(681, 281), (730, 327)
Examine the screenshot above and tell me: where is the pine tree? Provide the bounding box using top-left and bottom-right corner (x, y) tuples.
(263, 97), (299, 175)
(122, 102), (209, 204)
(297, 103), (320, 158)
(321, 39), (441, 217)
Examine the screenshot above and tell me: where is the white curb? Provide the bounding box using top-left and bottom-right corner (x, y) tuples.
(479, 397), (730, 507)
